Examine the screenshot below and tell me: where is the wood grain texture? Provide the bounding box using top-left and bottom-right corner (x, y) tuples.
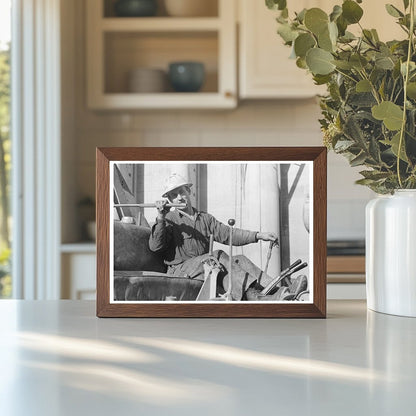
(313, 148), (327, 318)
(96, 147), (327, 318)
(96, 148), (111, 317)
(327, 256), (365, 274)
(327, 274), (365, 283)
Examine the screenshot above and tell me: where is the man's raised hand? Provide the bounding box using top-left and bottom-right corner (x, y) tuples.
(155, 199), (170, 218)
(257, 232), (279, 246)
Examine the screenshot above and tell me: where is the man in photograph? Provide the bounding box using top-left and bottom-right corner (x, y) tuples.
(149, 173), (307, 301)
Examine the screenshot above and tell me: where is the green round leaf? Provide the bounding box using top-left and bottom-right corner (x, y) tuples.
(277, 23), (299, 43)
(350, 54), (368, 70)
(330, 5), (342, 22)
(371, 101), (404, 131)
(339, 31), (356, 43)
(342, 0), (364, 24)
(362, 29), (376, 46)
(296, 8), (307, 23)
(266, 0), (287, 11)
(356, 80), (372, 92)
(336, 15), (348, 36)
(407, 82), (416, 99)
(316, 22), (338, 53)
(306, 48), (335, 75)
(375, 56), (395, 70)
(371, 29), (380, 42)
(318, 28), (334, 52)
(294, 33), (316, 58)
(333, 60), (353, 70)
(401, 61), (416, 76)
(313, 74), (332, 85)
(328, 21), (338, 43)
(296, 57), (308, 69)
(385, 4), (404, 18)
(304, 8), (329, 35)
(389, 132), (408, 162)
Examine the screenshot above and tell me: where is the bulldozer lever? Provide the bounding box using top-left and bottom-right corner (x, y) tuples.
(224, 219), (236, 301)
(263, 239), (279, 278)
(261, 259), (307, 295)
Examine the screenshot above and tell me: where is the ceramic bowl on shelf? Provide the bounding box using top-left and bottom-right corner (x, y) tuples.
(164, 0), (218, 17)
(128, 68), (167, 93)
(114, 0), (158, 17)
(168, 62), (205, 92)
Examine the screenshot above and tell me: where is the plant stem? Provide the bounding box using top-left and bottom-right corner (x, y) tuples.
(390, 79), (398, 101)
(334, 68), (358, 84)
(358, 69), (381, 104)
(397, 0), (415, 188)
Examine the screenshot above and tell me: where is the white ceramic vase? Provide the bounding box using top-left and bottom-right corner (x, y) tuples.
(366, 190), (416, 317)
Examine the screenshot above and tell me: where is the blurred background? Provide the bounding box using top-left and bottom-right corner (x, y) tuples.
(3, 0), (403, 300)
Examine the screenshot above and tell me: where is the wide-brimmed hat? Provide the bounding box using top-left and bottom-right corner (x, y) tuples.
(162, 173), (193, 197)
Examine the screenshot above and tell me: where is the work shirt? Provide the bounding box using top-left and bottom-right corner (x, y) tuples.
(149, 208), (258, 266)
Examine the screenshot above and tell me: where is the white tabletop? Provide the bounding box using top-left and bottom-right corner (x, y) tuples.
(0, 300), (415, 416)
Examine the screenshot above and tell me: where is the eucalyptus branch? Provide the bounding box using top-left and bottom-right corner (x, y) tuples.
(337, 45), (350, 53)
(398, 24), (410, 35)
(397, 0), (415, 188)
(358, 69), (381, 104)
(390, 79), (398, 101)
(267, 0), (416, 192)
(355, 37), (363, 54)
(359, 22), (378, 49)
(334, 68), (359, 84)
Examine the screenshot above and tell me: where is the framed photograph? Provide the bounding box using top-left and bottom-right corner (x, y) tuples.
(96, 147), (327, 318)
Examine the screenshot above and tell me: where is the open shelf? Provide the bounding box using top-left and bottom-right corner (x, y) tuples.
(90, 92), (234, 109)
(101, 17), (221, 31)
(327, 256), (365, 283)
(86, 0), (236, 109)
(61, 243), (96, 254)
(104, 31), (218, 94)
(103, 0), (219, 18)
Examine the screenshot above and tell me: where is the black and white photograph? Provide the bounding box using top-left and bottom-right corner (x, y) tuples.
(110, 161), (313, 303)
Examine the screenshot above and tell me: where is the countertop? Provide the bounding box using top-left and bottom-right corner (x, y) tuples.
(0, 300), (415, 415)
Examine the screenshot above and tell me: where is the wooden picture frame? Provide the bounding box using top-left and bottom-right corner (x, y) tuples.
(96, 147), (327, 318)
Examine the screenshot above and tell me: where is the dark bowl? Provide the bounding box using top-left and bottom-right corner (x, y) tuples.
(114, 0), (158, 17)
(168, 62), (205, 93)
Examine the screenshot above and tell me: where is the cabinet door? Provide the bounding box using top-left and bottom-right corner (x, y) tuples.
(239, 0), (326, 99)
(239, 0), (404, 99)
(62, 253), (96, 300)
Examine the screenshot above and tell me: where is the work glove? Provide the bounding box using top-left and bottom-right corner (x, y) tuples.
(155, 199), (171, 219)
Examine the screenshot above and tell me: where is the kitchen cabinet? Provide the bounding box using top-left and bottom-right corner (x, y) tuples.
(86, 0), (237, 109)
(238, 0), (326, 99)
(61, 244), (96, 300)
(327, 255), (365, 283)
